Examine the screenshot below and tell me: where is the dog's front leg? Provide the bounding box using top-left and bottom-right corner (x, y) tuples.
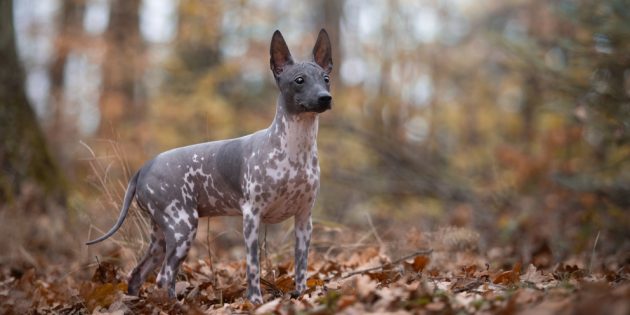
(243, 208), (263, 304)
(292, 211), (312, 298)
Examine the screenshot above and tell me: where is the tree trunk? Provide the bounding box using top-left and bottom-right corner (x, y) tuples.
(99, 0), (146, 140)
(317, 0), (342, 91)
(176, 0), (221, 76)
(49, 0), (85, 175)
(0, 0), (66, 204)
(521, 74), (539, 146)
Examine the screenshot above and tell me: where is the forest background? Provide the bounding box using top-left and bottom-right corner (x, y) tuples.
(0, 0), (628, 313)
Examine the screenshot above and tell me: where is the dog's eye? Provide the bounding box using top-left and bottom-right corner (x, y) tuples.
(295, 77), (304, 84)
(323, 75), (330, 83)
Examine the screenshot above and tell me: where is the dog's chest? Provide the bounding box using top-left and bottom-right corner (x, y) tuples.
(247, 123), (319, 223)
(263, 163), (318, 223)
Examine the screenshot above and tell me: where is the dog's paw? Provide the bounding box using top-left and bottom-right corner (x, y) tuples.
(289, 290), (301, 299)
(247, 293), (263, 305)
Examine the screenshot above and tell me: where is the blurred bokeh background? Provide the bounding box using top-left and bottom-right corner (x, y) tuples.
(1, 0), (629, 268)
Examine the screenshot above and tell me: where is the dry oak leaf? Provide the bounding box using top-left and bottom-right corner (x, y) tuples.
(404, 255), (430, 273)
(307, 277), (325, 288)
(273, 274), (294, 293)
(493, 262), (521, 285)
(366, 269), (400, 284)
(462, 264), (478, 277)
(216, 282), (246, 302)
(81, 282), (127, 312)
(553, 264), (586, 280)
(521, 263), (554, 286)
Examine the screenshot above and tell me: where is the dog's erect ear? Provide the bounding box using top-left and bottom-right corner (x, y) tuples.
(312, 29), (332, 74)
(270, 30), (294, 78)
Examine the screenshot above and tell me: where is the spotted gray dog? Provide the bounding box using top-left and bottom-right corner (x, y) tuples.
(86, 29), (333, 303)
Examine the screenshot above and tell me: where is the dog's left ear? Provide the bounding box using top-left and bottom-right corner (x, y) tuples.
(313, 29), (332, 74)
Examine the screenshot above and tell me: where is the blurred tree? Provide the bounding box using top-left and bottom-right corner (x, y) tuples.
(49, 0), (85, 173)
(316, 0), (342, 90)
(492, 0), (630, 193)
(175, 0), (222, 77)
(99, 0), (146, 141)
(0, 0), (66, 204)
(146, 0), (233, 152)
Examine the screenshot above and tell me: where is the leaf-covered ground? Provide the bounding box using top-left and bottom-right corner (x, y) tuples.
(1, 224), (628, 315)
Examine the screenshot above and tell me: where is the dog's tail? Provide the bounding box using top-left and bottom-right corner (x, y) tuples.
(86, 171), (140, 245)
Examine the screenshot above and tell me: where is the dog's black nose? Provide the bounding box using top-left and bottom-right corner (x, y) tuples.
(317, 93), (332, 106)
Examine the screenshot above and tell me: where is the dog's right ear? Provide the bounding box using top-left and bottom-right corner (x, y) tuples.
(270, 30), (294, 79)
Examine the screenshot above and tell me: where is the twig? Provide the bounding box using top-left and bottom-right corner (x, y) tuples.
(452, 279), (483, 293)
(206, 218), (212, 260)
(325, 249), (433, 281)
(588, 230), (601, 274)
(206, 218), (217, 287)
(324, 230), (374, 258)
(365, 213), (385, 252)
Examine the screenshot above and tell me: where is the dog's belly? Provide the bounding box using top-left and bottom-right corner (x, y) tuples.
(197, 194), (243, 217)
(261, 188), (317, 223)
(194, 172), (246, 217)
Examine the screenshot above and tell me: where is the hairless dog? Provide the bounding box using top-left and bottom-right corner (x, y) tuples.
(86, 29), (333, 304)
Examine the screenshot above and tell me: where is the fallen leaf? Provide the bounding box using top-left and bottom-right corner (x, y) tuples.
(274, 275), (294, 293)
(175, 281), (191, 296)
(254, 298), (281, 314)
(405, 255), (430, 273)
(217, 282), (246, 302)
(82, 283), (127, 312)
(355, 275), (378, 299)
(307, 277), (324, 288)
(553, 264), (586, 280)
(366, 270), (399, 284)
(337, 294), (357, 310)
(514, 288), (543, 305)
(91, 262), (120, 284)
(521, 264), (553, 286)
(463, 264), (478, 277)
(493, 262), (521, 285)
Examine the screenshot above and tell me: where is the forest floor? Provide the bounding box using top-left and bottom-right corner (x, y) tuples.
(0, 203), (628, 314)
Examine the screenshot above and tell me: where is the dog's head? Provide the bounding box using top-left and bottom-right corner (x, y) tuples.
(270, 29), (333, 114)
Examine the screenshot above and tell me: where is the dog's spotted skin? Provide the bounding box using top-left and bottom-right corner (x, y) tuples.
(86, 29), (333, 304)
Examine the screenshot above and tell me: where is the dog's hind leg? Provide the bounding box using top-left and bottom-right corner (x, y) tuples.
(156, 207), (199, 299)
(128, 221), (166, 295)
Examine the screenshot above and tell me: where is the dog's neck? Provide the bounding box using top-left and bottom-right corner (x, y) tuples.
(268, 98), (319, 162)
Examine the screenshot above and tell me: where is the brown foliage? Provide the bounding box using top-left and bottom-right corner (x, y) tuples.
(1, 241), (628, 314)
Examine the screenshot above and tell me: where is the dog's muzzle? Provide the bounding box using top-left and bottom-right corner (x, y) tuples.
(314, 92), (332, 113)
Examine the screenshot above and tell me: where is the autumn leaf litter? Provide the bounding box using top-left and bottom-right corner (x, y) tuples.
(0, 227), (628, 314)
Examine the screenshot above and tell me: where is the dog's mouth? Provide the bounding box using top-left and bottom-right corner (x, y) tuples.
(298, 103), (332, 114)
